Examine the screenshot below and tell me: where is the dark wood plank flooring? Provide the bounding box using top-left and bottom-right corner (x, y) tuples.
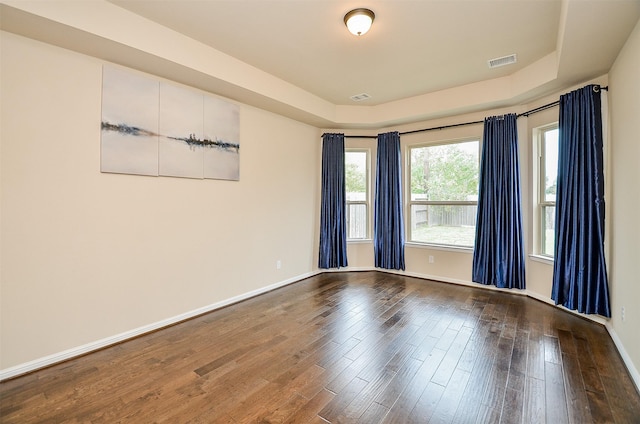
(2, 271), (639, 423)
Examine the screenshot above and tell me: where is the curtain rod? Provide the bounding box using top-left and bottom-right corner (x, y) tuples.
(331, 85), (608, 139)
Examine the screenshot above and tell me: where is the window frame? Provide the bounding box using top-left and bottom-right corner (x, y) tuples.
(345, 148), (370, 241)
(406, 138), (481, 248)
(537, 123), (559, 258)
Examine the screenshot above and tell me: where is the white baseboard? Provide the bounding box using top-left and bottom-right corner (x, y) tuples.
(333, 266), (640, 393)
(0, 270), (321, 381)
(3, 267), (639, 397)
(605, 323), (640, 395)
(335, 265), (528, 295)
(523, 290), (640, 393)
(524, 290), (609, 325)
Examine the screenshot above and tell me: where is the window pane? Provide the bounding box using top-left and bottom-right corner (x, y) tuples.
(345, 151), (367, 201)
(346, 150), (368, 239)
(348, 203), (367, 239)
(543, 128), (558, 202)
(410, 141), (479, 202)
(541, 205), (555, 256)
(410, 204), (477, 247)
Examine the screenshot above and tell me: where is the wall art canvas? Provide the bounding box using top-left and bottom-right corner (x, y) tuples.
(101, 66), (159, 176)
(159, 83), (205, 179)
(101, 66), (240, 181)
(204, 96), (240, 180)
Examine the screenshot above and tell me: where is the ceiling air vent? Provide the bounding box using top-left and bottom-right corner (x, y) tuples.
(350, 93), (372, 102)
(488, 54), (517, 69)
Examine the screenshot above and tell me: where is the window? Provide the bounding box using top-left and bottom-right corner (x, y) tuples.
(408, 140), (480, 247)
(345, 149), (369, 239)
(538, 125), (558, 256)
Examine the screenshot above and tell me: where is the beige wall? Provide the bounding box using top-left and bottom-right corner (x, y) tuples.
(0, 32), (320, 371)
(609, 18), (640, 382)
(2, 14), (639, 385)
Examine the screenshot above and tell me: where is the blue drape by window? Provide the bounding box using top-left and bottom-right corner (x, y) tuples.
(472, 113), (526, 289)
(552, 85), (610, 317)
(374, 131), (405, 270)
(318, 133), (348, 269)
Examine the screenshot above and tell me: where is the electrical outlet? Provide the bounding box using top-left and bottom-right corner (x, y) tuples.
(429, 255), (434, 264)
(276, 260), (282, 270)
(621, 306), (626, 322)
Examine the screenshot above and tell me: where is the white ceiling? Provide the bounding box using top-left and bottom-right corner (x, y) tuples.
(109, 0), (638, 106)
(1, 0), (639, 128)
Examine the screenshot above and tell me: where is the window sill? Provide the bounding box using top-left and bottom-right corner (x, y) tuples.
(405, 242), (473, 254)
(529, 254), (554, 265)
(347, 239), (372, 244)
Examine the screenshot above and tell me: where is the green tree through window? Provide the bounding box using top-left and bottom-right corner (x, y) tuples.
(346, 162), (366, 195)
(345, 150), (368, 239)
(409, 140), (479, 247)
(411, 144), (478, 201)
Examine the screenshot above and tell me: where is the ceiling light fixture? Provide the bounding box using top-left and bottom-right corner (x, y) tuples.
(344, 8), (375, 36)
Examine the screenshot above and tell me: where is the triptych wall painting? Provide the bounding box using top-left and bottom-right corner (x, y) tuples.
(101, 66), (240, 180)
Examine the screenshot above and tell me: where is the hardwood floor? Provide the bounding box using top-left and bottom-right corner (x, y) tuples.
(1, 271), (639, 423)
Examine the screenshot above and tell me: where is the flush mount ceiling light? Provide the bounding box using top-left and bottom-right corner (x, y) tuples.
(344, 8), (375, 36)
